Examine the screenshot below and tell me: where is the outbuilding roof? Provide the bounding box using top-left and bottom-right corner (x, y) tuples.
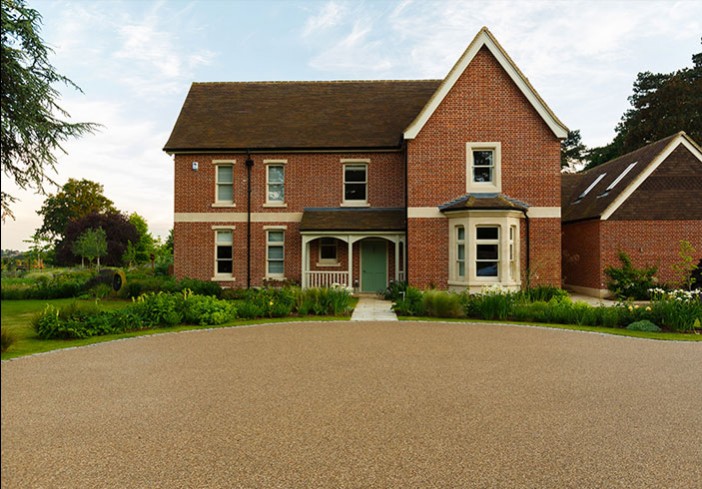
(561, 132), (702, 223)
(163, 80), (441, 152)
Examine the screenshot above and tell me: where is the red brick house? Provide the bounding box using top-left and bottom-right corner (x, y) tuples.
(562, 132), (702, 298)
(164, 27), (568, 292)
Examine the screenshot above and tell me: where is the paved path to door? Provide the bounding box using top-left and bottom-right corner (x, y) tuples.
(351, 297), (398, 321)
(2, 322), (701, 488)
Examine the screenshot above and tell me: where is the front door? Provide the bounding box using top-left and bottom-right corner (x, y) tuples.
(361, 240), (387, 293)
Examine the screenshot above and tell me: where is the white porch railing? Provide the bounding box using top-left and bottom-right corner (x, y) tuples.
(305, 271), (350, 288)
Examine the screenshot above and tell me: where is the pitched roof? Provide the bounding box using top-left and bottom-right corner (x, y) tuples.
(164, 80), (441, 152)
(299, 208), (405, 232)
(440, 193), (529, 213)
(404, 27), (568, 140)
(561, 132), (702, 223)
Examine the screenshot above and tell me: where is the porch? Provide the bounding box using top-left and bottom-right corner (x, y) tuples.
(299, 208), (406, 292)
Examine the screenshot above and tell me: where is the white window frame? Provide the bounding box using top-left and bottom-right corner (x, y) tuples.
(341, 159), (370, 206)
(466, 142), (502, 193)
(264, 160), (287, 207)
(317, 238), (339, 267)
(475, 226), (500, 280)
(456, 225), (466, 279)
(213, 160), (236, 207)
(212, 226), (235, 281)
(265, 227), (285, 279)
(447, 211), (521, 292)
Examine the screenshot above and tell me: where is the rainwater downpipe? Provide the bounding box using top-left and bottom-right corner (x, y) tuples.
(246, 153), (254, 289)
(522, 208), (530, 286)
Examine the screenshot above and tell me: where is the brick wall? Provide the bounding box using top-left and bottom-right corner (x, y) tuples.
(562, 219), (702, 291)
(600, 220), (702, 288)
(174, 151), (404, 214)
(562, 220), (602, 290)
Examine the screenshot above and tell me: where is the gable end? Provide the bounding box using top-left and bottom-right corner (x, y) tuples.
(404, 27), (568, 140)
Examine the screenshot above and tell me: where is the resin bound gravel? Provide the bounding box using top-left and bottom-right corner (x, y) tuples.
(2, 321), (701, 488)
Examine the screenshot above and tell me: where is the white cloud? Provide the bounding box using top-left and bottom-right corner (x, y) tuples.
(302, 1), (347, 37)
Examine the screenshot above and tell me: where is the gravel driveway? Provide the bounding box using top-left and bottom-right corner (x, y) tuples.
(2, 321), (701, 488)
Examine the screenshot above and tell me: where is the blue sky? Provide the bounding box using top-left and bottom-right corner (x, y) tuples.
(2, 0), (701, 251)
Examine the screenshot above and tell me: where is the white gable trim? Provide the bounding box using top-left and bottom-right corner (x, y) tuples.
(404, 27), (568, 140)
(600, 133), (702, 220)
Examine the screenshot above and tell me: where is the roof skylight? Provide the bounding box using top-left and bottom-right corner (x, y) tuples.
(576, 173), (606, 201)
(604, 162), (637, 192)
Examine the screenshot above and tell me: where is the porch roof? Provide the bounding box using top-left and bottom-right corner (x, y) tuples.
(300, 208), (406, 232)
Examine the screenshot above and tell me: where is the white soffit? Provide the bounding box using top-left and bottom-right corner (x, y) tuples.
(403, 27), (569, 140)
(600, 133), (702, 220)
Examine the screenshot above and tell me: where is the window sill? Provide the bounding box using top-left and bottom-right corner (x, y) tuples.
(211, 203), (236, 208)
(316, 262), (341, 267)
(340, 202), (370, 207)
(211, 276), (236, 282)
(263, 203), (287, 208)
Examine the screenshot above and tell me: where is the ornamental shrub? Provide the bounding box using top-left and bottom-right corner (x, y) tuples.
(183, 294), (236, 325)
(626, 320), (661, 332)
(392, 286), (424, 316)
(131, 291), (183, 327)
(604, 251), (658, 300)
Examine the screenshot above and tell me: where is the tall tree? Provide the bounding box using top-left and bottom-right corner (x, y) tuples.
(36, 178), (116, 242)
(1, 0), (99, 220)
(586, 41), (701, 169)
(560, 130), (588, 172)
(128, 212), (155, 264)
(72, 227), (107, 270)
(56, 212), (137, 267)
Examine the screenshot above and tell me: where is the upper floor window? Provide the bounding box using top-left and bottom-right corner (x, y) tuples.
(466, 142), (501, 192)
(342, 161), (368, 205)
(265, 161), (286, 206)
(214, 161), (235, 205)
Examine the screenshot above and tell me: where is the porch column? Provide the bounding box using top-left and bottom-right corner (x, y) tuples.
(347, 236), (353, 290)
(394, 238), (400, 282)
(301, 236), (310, 288)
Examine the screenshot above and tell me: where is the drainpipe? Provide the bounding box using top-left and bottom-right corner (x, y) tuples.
(246, 153), (254, 289)
(522, 208), (530, 288)
(403, 141), (409, 285)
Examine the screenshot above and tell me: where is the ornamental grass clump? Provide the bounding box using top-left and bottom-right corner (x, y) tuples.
(421, 290), (464, 318)
(1, 327), (17, 353)
(466, 285), (515, 320)
(626, 320), (661, 332)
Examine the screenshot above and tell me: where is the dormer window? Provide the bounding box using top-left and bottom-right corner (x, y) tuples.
(467, 142), (502, 192)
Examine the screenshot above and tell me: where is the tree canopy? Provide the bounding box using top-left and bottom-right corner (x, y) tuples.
(36, 178), (116, 242)
(585, 41), (701, 169)
(56, 212), (137, 267)
(72, 227), (107, 270)
(1, 0), (99, 220)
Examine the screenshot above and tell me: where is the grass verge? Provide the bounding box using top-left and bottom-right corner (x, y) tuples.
(398, 316), (702, 341)
(1, 299), (351, 360)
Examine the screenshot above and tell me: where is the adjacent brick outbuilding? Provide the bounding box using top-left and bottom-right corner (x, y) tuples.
(562, 132), (702, 297)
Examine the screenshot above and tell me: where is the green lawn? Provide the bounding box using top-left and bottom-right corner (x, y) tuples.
(398, 316), (702, 341)
(1, 298), (353, 360)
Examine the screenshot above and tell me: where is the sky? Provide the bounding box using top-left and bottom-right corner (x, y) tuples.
(2, 0), (701, 251)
